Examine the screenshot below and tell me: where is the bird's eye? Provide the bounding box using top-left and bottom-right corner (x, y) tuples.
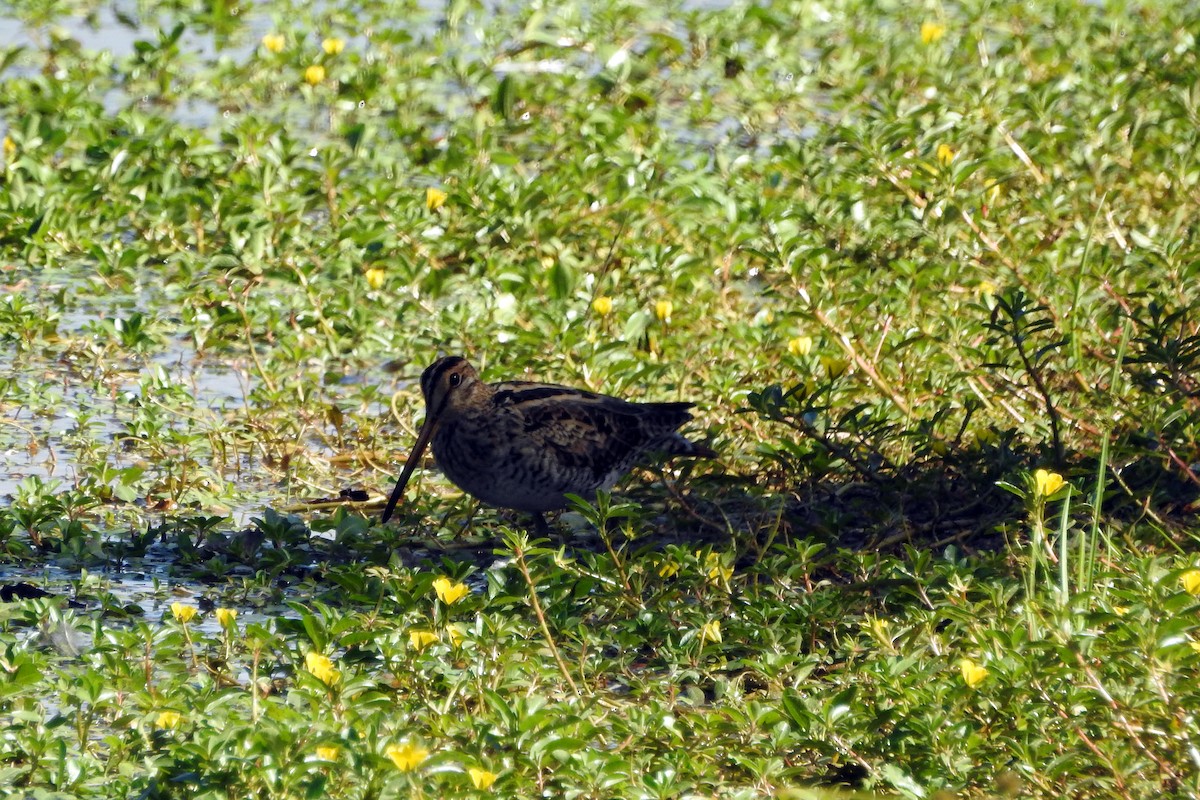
(449, 373), (462, 388)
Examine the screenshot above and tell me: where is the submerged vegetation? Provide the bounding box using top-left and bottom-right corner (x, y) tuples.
(1, 0), (1199, 796)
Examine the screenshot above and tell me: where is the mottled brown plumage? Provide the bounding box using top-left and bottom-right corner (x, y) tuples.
(380, 356), (715, 527)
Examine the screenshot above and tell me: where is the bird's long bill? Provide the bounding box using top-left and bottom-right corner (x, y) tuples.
(380, 416), (436, 523)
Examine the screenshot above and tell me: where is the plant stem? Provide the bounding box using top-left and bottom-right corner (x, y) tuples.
(1012, 322), (1064, 464)
(512, 543), (580, 696)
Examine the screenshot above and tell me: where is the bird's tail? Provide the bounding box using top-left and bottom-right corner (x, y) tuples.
(666, 434), (717, 459)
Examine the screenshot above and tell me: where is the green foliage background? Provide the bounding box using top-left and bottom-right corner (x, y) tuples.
(1, 0), (1199, 796)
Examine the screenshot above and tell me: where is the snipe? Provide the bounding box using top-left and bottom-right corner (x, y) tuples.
(380, 356), (715, 530)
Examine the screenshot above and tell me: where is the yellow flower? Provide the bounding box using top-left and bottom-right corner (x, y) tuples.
(985, 180), (1003, 205)
(920, 21), (946, 44)
(409, 629), (439, 651)
(821, 356), (849, 377)
(700, 619), (722, 644)
(958, 658), (989, 688)
(446, 623), (466, 647)
(154, 711), (183, 729)
(975, 280), (997, 299)
(703, 552), (732, 585)
(1190, 641), (1200, 654)
(321, 37), (345, 55)
(304, 65), (326, 85)
(170, 603), (197, 624)
(316, 745), (340, 761)
(657, 560), (679, 578)
(305, 651), (341, 685)
(655, 299), (673, 323)
(215, 608), (237, 627)
(936, 143), (956, 166)
(365, 267), (386, 290)
(426, 186), (448, 211)
(469, 767), (498, 790)
(386, 741), (429, 772)
(1181, 570), (1200, 596)
(432, 575), (469, 605)
(261, 33), (285, 53)
(787, 335), (813, 357)
(592, 296), (613, 317)
(3, 135), (15, 158)
(1034, 469), (1065, 498)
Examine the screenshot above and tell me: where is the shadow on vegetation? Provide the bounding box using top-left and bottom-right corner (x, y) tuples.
(722, 289), (1200, 556)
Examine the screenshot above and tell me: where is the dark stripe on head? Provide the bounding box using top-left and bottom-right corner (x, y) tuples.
(420, 356), (467, 401)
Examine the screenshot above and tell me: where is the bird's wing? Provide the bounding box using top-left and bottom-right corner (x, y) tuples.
(492, 382), (693, 478)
